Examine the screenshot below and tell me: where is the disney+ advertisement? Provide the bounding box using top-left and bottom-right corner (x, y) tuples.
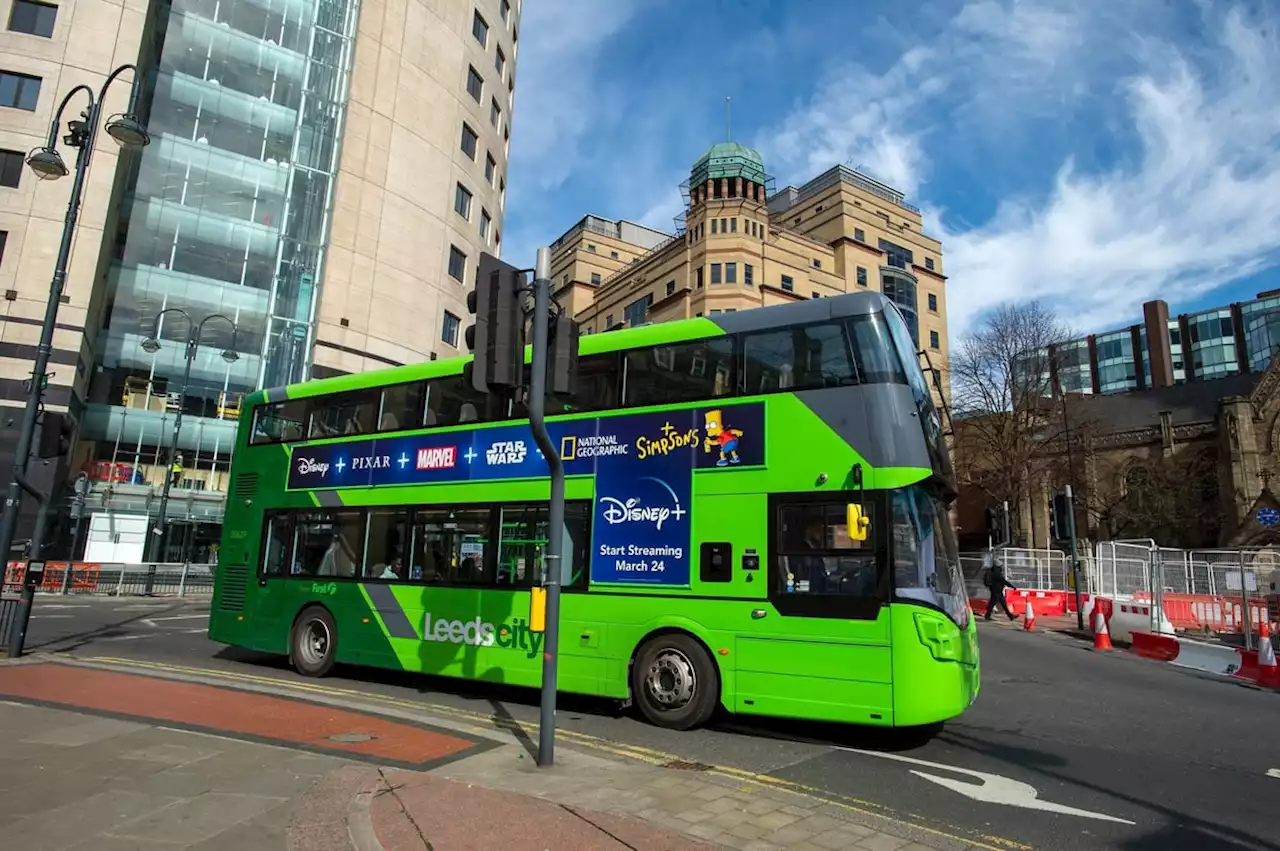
(285, 402), (765, 586)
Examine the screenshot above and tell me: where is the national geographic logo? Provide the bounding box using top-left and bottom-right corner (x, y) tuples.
(560, 434), (629, 461)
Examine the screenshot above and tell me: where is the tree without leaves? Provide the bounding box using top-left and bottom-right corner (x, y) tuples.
(950, 301), (1081, 531)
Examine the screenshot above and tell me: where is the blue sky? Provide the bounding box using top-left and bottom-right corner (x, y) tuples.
(502, 0), (1280, 338)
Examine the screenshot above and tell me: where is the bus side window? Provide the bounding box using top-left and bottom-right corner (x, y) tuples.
(427, 374), (505, 427)
(741, 322), (855, 394)
(623, 338), (735, 406)
(252, 400), (307, 444)
(261, 513), (293, 576)
(293, 510), (365, 578)
(493, 501), (593, 588)
(363, 509), (411, 580)
(308, 391), (380, 438)
(555, 353), (621, 414)
(379, 382), (427, 432)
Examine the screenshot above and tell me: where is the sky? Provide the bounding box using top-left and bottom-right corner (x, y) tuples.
(501, 0), (1280, 340)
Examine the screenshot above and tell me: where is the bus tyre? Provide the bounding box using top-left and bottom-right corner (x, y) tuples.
(292, 607), (337, 677)
(632, 633), (719, 730)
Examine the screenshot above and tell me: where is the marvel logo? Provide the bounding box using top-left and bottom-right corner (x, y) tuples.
(416, 446), (457, 470)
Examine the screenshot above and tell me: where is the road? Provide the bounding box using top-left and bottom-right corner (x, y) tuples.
(18, 597), (1280, 851)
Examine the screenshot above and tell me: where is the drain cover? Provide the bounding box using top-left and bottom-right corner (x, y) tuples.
(662, 759), (712, 771)
(328, 733), (375, 743)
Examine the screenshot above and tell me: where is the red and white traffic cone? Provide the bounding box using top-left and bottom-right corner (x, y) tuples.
(1023, 599), (1036, 631)
(1092, 609), (1113, 651)
(1257, 621), (1279, 689)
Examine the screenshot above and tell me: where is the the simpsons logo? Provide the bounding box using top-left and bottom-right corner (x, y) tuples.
(635, 422), (700, 461)
(703, 410), (744, 466)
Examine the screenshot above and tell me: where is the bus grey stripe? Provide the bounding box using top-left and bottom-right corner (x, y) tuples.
(794, 385), (929, 470)
(364, 583), (418, 640)
(316, 491), (345, 507)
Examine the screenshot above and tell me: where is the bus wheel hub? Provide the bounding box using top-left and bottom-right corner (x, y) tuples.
(302, 621), (330, 663)
(648, 649), (695, 707)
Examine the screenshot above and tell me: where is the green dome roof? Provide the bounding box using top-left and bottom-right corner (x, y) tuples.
(689, 141), (766, 187)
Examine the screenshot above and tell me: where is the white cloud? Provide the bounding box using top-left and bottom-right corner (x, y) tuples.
(939, 5), (1280, 332)
(758, 1), (1280, 337)
(509, 0), (644, 191)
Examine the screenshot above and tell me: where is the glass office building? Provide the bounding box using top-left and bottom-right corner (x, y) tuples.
(1027, 290), (1280, 401)
(77, 0), (361, 561)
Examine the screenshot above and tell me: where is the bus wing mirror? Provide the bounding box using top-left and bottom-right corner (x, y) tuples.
(846, 504), (869, 542)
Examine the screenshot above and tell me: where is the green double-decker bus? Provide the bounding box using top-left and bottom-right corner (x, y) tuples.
(209, 291), (978, 730)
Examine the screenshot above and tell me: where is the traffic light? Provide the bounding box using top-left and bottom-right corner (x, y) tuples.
(1051, 491), (1072, 541)
(985, 501), (1010, 546)
(466, 252), (525, 394)
(37, 411), (75, 459)
(547, 308), (580, 397)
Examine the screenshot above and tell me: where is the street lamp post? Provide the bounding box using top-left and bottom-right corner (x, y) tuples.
(3, 65), (149, 657)
(140, 310), (238, 573)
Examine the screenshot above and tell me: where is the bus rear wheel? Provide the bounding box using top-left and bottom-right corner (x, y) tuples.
(632, 633), (719, 730)
(292, 607), (337, 677)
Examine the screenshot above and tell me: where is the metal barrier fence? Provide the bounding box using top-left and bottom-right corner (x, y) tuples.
(2, 561), (215, 598)
(965, 541), (1280, 644)
(960, 548), (1073, 595)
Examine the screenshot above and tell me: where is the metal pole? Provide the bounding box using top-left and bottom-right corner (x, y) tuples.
(1237, 548), (1252, 651)
(1064, 485), (1085, 630)
(527, 246), (564, 768)
(7, 469), (50, 656)
(147, 337), (196, 570)
(0, 120), (95, 594)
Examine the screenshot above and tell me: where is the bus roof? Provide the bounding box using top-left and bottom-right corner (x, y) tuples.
(255, 290), (899, 406)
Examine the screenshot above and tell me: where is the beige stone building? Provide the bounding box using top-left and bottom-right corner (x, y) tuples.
(0, 0), (520, 559)
(547, 142), (949, 404)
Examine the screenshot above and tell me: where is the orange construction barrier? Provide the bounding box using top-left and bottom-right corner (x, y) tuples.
(1257, 622), (1279, 689)
(1092, 610), (1113, 651)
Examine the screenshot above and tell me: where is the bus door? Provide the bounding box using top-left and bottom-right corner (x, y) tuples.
(734, 495), (894, 724)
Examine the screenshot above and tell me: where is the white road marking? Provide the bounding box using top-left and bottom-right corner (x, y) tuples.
(31, 614), (73, 619)
(839, 748), (1136, 825)
(33, 604), (89, 610)
(142, 614), (209, 627)
(1267, 768), (1280, 779)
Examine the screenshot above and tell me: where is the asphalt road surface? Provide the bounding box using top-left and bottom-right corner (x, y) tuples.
(18, 596), (1280, 851)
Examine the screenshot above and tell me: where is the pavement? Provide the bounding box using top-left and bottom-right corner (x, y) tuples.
(0, 653), (958, 851)
(9, 594), (1280, 851)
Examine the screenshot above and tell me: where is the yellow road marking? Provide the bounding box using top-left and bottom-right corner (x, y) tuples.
(70, 654), (1026, 851)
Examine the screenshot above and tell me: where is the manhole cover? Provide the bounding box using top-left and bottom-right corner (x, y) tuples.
(662, 759), (712, 771)
(328, 733), (376, 743)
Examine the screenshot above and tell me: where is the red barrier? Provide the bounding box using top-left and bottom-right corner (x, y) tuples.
(1233, 649), (1260, 683)
(1129, 631), (1180, 662)
(1009, 589), (1068, 615)
(2, 561), (101, 593)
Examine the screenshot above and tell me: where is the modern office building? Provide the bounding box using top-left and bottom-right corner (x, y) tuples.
(0, 0), (519, 560)
(1022, 291), (1280, 398)
(548, 142), (949, 401)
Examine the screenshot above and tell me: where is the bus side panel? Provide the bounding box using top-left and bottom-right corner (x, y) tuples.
(733, 616), (894, 726)
(890, 605), (980, 727)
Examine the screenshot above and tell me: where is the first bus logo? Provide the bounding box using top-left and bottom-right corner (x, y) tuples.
(416, 446), (457, 470)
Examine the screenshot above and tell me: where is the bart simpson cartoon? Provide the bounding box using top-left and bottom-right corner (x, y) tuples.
(703, 409), (743, 466)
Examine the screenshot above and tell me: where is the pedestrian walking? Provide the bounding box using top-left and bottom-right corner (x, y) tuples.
(984, 556), (1018, 621)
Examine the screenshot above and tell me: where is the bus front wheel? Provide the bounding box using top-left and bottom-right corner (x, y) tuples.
(632, 633), (719, 730)
(292, 607), (337, 677)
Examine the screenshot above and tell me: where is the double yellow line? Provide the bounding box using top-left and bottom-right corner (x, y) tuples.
(72, 654), (1027, 851)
